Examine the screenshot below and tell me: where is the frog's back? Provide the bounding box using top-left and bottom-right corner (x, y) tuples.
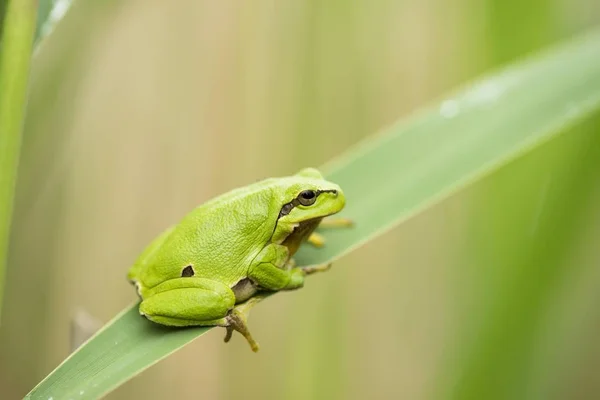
(138, 180), (281, 289)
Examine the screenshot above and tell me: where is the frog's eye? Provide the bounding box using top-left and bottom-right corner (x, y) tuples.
(297, 190), (317, 206)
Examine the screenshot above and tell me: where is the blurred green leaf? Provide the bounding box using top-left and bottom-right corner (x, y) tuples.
(441, 3), (600, 398)
(0, 0), (73, 321)
(448, 113), (600, 400)
(0, 0), (37, 321)
(34, 0), (74, 46)
(25, 28), (600, 400)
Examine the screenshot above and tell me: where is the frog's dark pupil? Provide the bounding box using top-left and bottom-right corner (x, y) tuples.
(301, 190), (315, 199)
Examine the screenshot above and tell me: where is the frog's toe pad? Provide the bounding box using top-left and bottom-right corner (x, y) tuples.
(224, 326), (234, 343)
(302, 262), (333, 275)
(307, 232), (326, 247)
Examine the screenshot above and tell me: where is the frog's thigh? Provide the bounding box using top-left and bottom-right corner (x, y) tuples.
(140, 278), (236, 327)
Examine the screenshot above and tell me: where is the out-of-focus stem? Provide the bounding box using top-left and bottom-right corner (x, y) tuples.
(0, 0), (38, 321)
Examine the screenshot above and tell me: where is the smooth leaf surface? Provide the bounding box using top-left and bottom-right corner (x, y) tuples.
(25, 28), (600, 400)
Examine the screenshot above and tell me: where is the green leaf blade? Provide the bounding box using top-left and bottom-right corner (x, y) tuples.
(298, 28), (600, 265)
(35, 0), (75, 47)
(26, 305), (211, 400)
(25, 28), (600, 400)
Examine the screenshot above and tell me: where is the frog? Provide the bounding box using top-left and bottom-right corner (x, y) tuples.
(127, 167), (351, 352)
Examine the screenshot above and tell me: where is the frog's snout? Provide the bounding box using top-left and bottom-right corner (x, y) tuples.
(332, 187), (346, 210)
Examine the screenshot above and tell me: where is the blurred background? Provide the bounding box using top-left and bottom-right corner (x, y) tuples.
(1, 0), (600, 399)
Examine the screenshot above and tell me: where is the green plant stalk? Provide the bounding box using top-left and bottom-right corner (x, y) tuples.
(0, 0), (37, 320)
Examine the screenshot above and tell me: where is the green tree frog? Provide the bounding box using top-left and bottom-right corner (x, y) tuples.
(127, 167), (351, 352)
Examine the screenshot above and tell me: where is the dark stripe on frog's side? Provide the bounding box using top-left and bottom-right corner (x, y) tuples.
(281, 218), (323, 256)
(277, 189), (338, 219)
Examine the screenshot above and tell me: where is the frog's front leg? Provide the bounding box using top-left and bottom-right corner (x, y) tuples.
(248, 244), (305, 291)
(302, 262), (332, 275)
(284, 255), (332, 275)
(139, 277), (260, 351)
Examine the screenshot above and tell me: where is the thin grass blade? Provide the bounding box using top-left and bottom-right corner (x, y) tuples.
(0, 0), (37, 321)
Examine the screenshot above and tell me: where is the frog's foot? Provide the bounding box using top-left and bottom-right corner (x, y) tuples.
(319, 217), (354, 228)
(307, 217), (354, 247)
(223, 309), (259, 352)
(222, 295), (266, 352)
(301, 261), (332, 275)
(307, 232), (325, 247)
(286, 258), (296, 270)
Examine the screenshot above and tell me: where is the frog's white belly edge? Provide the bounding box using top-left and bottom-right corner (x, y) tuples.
(231, 278), (258, 303)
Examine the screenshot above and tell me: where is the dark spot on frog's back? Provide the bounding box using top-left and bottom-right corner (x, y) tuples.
(181, 265), (195, 277)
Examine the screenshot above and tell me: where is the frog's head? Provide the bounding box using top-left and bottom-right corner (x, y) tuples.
(271, 167), (345, 245)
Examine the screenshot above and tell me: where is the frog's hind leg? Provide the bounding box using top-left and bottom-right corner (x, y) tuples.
(139, 278), (236, 327)
(139, 277), (263, 352)
(224, 294), (268, 352)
